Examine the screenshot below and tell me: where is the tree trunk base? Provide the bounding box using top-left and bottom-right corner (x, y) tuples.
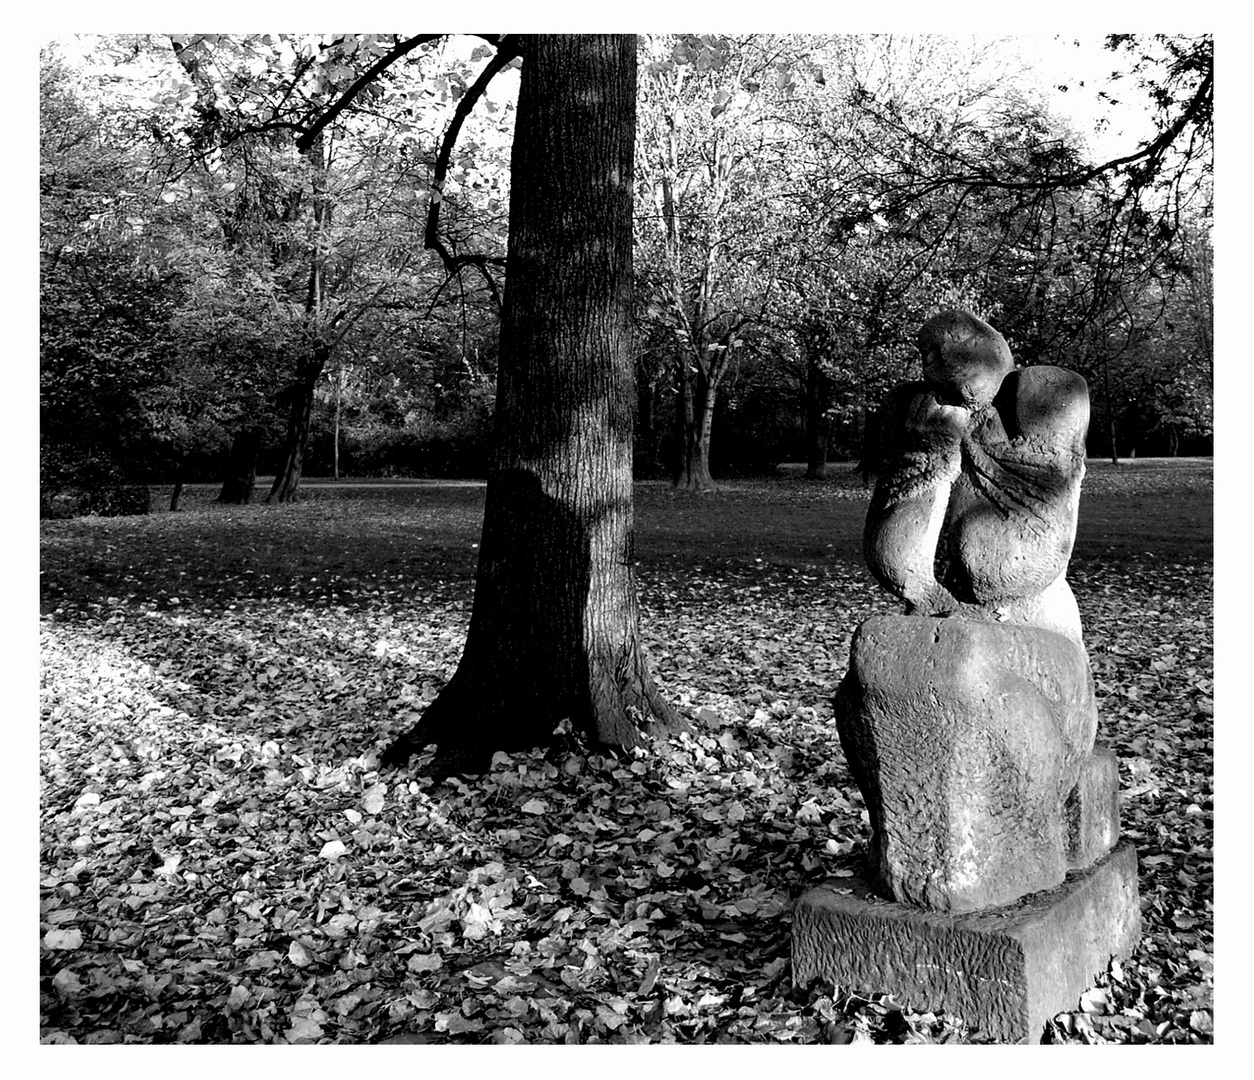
(380, 663), (686, 777)
(673, 472), (718, 493)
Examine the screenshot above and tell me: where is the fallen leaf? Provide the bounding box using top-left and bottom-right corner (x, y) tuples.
(43, 928), (84, 951)
(286, 1017), (323, 1043)
(319, 839), (348, 861)
(362, 783), (387, 815)
(1079, 988), (1109, 1015)
(52, 969), (91, 1004)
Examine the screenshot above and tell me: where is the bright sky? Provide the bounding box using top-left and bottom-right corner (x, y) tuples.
(1012, 34), (1164, 164)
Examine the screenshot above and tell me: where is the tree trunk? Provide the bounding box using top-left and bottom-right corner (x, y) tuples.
(267, 347), (328, 503)
(381, 34), (682, 776)
(269, 132), (332, 505)
(804, 351), (832, 480)
(674, 360), (717, 491)
(635, 365), (655, 476)
(854, 404), (874, 487)
(333, 365), (342, 481)
(1103, 357), (1119, 465)
(169, 476), (184, 512)
(218, 427), (261, 504)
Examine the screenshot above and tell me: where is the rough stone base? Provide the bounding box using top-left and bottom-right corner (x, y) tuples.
(791, 840), (1141, 1043)
(834, 615), (1099, 912)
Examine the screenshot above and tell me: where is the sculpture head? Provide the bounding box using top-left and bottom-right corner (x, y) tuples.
(918, 310), (1014, 409)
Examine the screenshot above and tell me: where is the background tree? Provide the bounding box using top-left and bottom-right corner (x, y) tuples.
(635, 34), (810, 491)
(42, 34), (519, 508)
(40, 45), (187, 516)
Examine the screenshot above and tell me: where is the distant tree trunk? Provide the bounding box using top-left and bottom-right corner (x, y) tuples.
(638, 376), (653, 439)
(804, 351), (832, 480)
(218, 427), (261, 504)
(674, 362), (717, 491)
(1103, 358), (1119, 465)
(634, 366), (663, 478)
(333, 365), (342, 481)
(169, 475), (184, 512)
(856, 405), (878, 487)
(269, 131), (332, 504)
(267, 347), (327, 503)
(381, 33), (682, 775)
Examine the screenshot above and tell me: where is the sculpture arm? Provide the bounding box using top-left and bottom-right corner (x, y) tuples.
(863, 384), (969, 611)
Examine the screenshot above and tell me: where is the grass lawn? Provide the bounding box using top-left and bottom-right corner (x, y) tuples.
(39, 458), (1213, 1044)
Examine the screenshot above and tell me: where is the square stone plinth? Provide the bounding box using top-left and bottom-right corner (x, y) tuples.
(791, 840), (1141, 1043)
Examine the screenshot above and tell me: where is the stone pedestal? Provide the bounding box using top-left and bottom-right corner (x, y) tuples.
(791, 840), (1141, 1044)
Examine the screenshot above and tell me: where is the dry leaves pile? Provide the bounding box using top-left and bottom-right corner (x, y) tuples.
(39, 467), (1212, 1044)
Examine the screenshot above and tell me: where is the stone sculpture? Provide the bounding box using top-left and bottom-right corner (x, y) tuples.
(791, 310), (1140, 1041)
(835, 309), (1117, 912)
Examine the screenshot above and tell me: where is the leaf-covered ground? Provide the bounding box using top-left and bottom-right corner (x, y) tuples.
(39, 461), (1213, 1044)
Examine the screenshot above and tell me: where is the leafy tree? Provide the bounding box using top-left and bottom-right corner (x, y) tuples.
(635, 34), (808, 491)
(766, 33), (1212, 471)
(40, 46), (183, 515)
(384, 34), (681, 774)
(159, 33), (514, 501)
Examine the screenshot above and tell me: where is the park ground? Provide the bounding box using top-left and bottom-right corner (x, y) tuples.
(38, 458), (1213, 1044)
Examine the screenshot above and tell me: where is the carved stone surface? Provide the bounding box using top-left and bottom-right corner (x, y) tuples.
(791, 841), (1142, 1044)
(835, 614), (1099, 912)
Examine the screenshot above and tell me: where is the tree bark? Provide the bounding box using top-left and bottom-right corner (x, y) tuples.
(218, 427), (261, 504)
(382, 34), (682, 775)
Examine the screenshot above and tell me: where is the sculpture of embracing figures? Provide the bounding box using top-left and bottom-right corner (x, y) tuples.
(835, 310), (1120, 913)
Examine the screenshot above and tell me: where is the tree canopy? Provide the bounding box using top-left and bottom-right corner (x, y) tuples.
(40, 32), (1212, 516)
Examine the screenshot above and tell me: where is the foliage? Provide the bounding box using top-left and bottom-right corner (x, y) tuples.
(40, 35), (514, 507)
(41, 33), (1212, 504)
(41, 464), (1212, 1043)
(39, 49), (182, 513)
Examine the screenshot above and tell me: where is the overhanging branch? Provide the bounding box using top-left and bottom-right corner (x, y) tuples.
(423, 38), (522, 313)
(295, 34), (445, 152)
